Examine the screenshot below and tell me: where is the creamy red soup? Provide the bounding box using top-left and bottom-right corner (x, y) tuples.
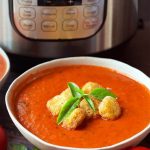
(14, 65), (150, 148)
(0, 54), (6, 80)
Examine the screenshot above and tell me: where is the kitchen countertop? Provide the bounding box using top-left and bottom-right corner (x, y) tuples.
(0, 21), (150, 149)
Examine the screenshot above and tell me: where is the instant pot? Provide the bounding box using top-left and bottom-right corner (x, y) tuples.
(0, 0), (138, 58)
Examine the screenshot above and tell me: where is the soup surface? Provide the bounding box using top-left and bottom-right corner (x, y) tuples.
(14, 65), (150, 148)
(0, 54), (6, 80)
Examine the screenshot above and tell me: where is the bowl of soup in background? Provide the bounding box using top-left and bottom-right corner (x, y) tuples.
(5, 57), (150, 150)
(0, 48), (10, 90)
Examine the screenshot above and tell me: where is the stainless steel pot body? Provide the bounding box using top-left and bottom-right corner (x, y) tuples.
(0, 0), (138, 58)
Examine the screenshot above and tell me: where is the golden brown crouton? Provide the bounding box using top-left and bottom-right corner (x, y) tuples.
(80, 96), (100, 119)
(62, 108), (86, 130)
(60, 88), (72, 100)
(47, 88), (72, 116)
(47, 95), (67, 116)
(82, 82), (101, 94)
(98, 96), (121, 120)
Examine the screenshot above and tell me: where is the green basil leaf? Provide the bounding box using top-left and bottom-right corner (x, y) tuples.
(11, 144), (28, 150)
(33, 147), (40, 150)
(68, 82), (83, 98)
(64, 99), (81, 119)
(91, 88), (117, 100)
(83, 95), (95, 111)
(57, 97), (79, 124)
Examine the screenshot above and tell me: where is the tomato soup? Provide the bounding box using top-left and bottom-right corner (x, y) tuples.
(14, 65), (150, 148)
(0, 54), (6, 80)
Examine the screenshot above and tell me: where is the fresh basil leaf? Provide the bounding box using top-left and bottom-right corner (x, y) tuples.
(33, 147), (40, 150)
(68, 82), (83, 98)
(57, 97), (79, 124)
(83, 95), (95, 111)
(64, 99), (81, 119)
(91, 88), (117, 100)
(11, 144), (28, 150)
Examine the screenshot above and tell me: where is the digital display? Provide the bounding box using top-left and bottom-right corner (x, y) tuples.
(38, 0), (82, 6)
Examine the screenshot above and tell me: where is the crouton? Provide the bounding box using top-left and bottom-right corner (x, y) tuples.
(62, 108), (86, 130)
(80, 96), (100, 119)
(60, 88), (72, 100)
(98, 96), (121, 120)
(82, 82), (101, 94)
(47, 95), (67, 116)
(47, 88), (72, 116)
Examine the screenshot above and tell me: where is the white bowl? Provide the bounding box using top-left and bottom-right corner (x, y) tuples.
(0, 47), (10, 90)
(5, 57), (150, 150)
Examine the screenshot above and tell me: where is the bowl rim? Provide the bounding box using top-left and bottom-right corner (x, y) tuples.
(0, 47), (10, 82)
(5, 56), (150, 150)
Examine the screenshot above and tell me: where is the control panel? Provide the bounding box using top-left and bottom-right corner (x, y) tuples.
(12, 0), (106, 40)
(38, 0), (82, 6)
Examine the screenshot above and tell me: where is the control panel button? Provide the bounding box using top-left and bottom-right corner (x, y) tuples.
(20, 7), (36, 19)
(84, 6), (98, 17)
(83, 17), (98, 29)
(63, 7), (77, 19)
(63, 20), (78, 31)
(83, 0), (99, 5)
(18, 0), (36, 6)
(42, 8), (57, 19)
(42, 21), (57, 32)
(20, 19), (36, 30)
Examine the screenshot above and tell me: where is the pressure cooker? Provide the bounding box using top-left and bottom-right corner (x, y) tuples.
(0, 0), (138, 57)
